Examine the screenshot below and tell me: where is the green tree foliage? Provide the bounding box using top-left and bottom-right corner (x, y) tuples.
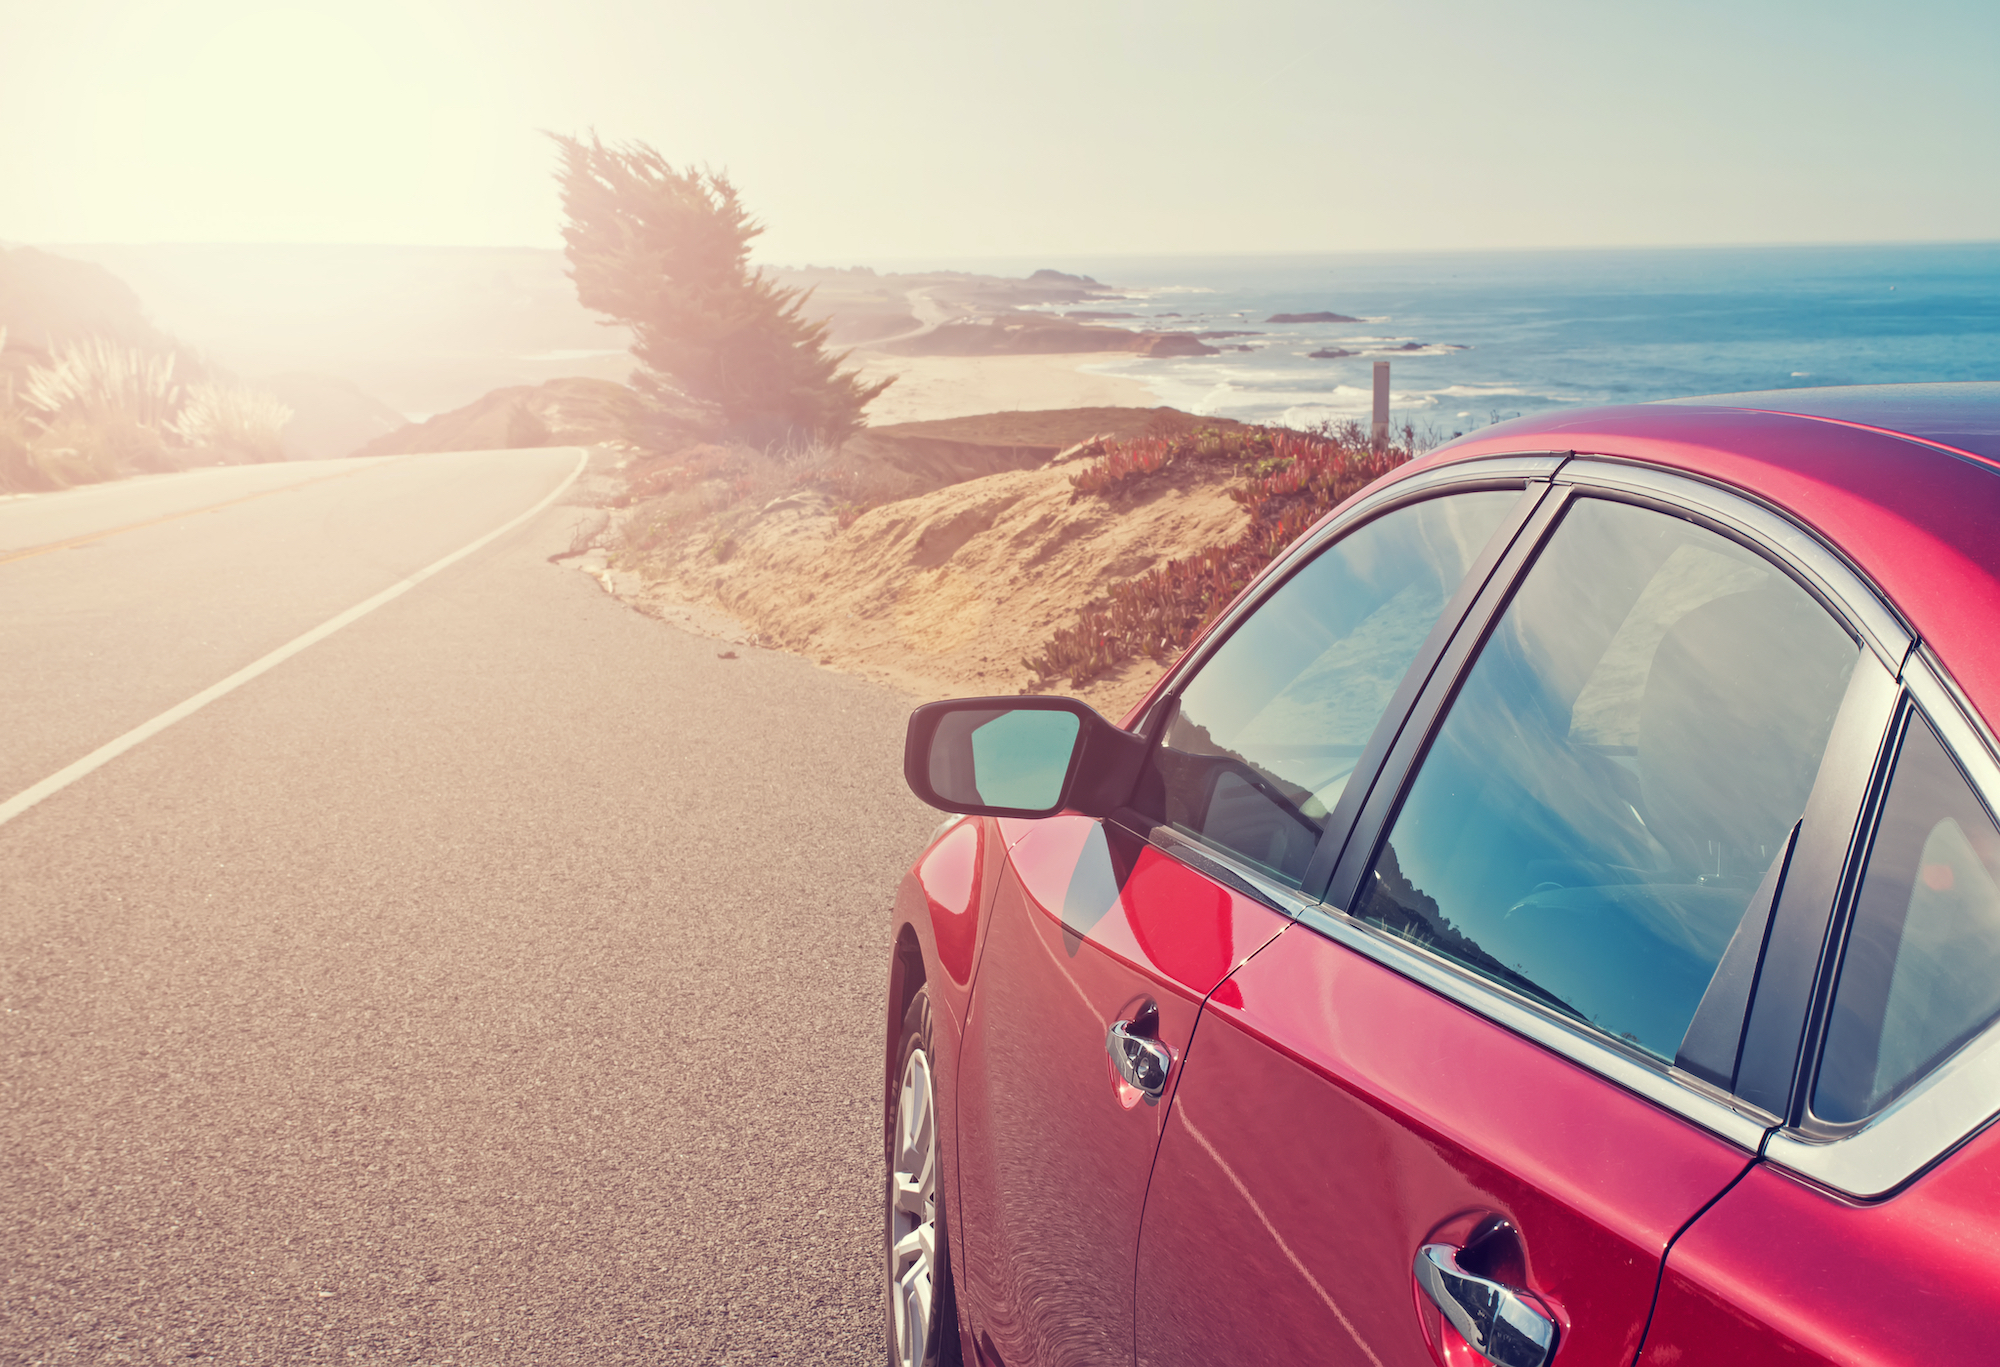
(551, 133), (889, 445)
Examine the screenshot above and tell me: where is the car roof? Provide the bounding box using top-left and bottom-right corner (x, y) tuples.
(1661, 382), (2000, 463)
(1408, 382), (2000, 739)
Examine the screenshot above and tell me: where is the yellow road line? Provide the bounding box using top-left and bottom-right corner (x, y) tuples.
(0, 459), (398, 567)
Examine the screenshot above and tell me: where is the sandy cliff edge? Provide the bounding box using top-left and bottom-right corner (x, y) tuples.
(574, 417), (1248, 719)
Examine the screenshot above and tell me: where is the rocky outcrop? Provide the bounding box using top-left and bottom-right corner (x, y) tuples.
(1267, 311), (1361, 324)
(888, 318), (1217, 358)
(1130, 333), (1221, 357)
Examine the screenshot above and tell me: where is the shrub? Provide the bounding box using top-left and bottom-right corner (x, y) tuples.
(0, 404), (44, 492)
(23, 337), (182, 430)
(1066, 423), (1305, 499)
(21, 413), (175, 485)
(1025, 422), (1421, 687)
(172, 383), (293, 464)
(9, 335), (193, 484)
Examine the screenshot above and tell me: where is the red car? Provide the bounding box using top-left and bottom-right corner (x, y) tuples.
(884, 383), (2000, 1367)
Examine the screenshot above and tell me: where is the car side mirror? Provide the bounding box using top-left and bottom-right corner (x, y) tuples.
(904, 696), (1149, 819)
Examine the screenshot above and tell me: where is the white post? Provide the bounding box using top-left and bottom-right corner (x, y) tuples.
(1371, 361), (1390, 446)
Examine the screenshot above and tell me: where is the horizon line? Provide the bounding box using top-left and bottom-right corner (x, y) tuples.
(13, 236), (1999, 259)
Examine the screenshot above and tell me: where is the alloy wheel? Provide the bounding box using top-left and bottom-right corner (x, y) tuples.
(889, 1044), (938, 1367)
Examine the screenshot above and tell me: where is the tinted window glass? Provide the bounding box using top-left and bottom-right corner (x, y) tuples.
(1355, 498), (1859, 1060)
(1141, 491), (1519, 886)
(1816, 714), (2000, 1123)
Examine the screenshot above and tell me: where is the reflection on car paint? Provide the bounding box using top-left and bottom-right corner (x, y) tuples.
(1137, 921), (1746, 1367)
(1008, 815), (1283, 1000)
(917, 818), (983, 985)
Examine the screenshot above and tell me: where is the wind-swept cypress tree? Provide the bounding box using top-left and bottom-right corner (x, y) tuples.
(551, 133), (889, 445)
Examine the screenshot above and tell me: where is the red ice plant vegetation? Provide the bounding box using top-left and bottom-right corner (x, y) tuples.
(1024, 421), (1420, 687)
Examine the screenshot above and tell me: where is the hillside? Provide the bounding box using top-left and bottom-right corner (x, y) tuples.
(0, 246), (177, 357)
(576, 410), (1418, 717)
(2, 247), (411, 477)
(261, 373), (407, 461)
(838, 407), (1239, 503)
(579, 407), (1254, 718)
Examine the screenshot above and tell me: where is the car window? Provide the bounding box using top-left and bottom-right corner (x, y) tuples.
(1137, 490), (1521, 887)
(1354, 497), (1860, 1062)
(1814, 713), (2000, 1124)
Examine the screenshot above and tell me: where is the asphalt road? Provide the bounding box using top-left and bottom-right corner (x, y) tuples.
(1, 450), (939, 1364)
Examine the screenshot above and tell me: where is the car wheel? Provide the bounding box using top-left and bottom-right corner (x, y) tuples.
(887, 988), (961, 1367)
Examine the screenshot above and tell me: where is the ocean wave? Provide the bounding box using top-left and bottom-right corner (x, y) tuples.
(1292, 341), (1469, 358)
(1429, 382), (1538, 397)
(1091, 284), (1219, 301)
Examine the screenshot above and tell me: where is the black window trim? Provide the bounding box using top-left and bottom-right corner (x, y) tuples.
(1766, 648), (2000, 1198)
(1729, 653), (1902, 1117)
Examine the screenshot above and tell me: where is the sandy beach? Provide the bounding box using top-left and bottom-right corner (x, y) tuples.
(847, 352), (1157, 426)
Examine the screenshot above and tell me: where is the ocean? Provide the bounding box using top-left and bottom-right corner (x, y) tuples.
(930, 243), (2000, 438)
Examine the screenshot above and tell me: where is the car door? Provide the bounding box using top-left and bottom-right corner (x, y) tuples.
(1638, 654), (2000, 1363)
(953, 476), (1534, 1367)
(1135, 473), (1901, 1367)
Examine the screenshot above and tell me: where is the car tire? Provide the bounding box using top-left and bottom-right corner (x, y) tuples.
(887, 988), (962, 1367)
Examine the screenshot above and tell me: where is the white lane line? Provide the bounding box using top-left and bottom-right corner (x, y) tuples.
(0, 449), (589, 831)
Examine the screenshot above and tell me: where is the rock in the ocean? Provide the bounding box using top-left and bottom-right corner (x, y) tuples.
(1267, 311), (1360, 323)
(1134, 333), (1222, 357)
(1030, 269), (1104, 288)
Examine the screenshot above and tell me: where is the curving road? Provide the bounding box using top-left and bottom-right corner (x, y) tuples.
(1, 449), (936, 1364)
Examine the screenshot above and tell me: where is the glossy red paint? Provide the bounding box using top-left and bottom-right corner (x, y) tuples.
(896, 817), (1020, 1026)
(1639, 1121), (2000, 1364)
(889, 815), (1019, 1367)
(1136, 925), (1753, 1367)
(1407, 405), (2000, 733)
(954, 814), (1288, 1367)
(918, 819), (984, 986)
(887, 389), (2000, 1367)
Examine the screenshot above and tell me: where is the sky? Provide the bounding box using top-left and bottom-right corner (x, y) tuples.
(4, 0), (1997, 262)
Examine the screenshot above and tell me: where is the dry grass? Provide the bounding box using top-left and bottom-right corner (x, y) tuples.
(23, 336), (182, 429)
(14, 413), (175, 487)
(172, 383), (294, 464)
(0, 333), (295, 489)
(607, 434), (871, 561)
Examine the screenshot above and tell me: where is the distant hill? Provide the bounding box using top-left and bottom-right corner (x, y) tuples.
(49, 244), (636, 419)
(2, 247), (415, 462)
(356, 377), (640, 456)
(0, 246), (178, 356)
(261, 373), (408, 461)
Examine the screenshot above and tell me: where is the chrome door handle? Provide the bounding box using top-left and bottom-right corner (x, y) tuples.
(1106, 1020), (1172, 1103)
(1414, 1243), (1558, 1367)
